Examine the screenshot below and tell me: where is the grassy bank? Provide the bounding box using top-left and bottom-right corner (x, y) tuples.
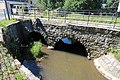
(0, 19), (16, 30)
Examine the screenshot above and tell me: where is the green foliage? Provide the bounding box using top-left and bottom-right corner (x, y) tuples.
(63, 0), (72, 10)
(108, 47), (120, 61)
(32, 0), (103, 10)
(28, 41), (43, 57)
(106, 0), (118, 8)
(30, 0), (118, 11)
(15, 73), (25, 80)
(105, 0), (119, 12)
(0, 19), (16, 31)
(115, 52), (120, 62)
(32, 0), (46, 10)
(81, 0), (102, 10)
(63, 0), (86, 10)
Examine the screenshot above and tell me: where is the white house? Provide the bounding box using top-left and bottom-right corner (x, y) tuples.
(0, 0), (34, 15)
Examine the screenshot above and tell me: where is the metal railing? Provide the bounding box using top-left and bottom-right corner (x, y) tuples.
(1, 9), (120, 28)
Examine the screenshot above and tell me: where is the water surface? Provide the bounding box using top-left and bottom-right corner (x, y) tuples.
(39, 47), (107, 80)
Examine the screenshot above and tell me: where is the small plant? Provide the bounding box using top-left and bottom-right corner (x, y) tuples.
(108, 47), (120, 61)
(15, 73), (25, 80)
(115, 53), (120, 61)
(28, 41), (43, 57)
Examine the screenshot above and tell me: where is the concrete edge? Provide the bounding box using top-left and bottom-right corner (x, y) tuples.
(13, 59), (40, 80)
(20, 65), (40, 80)
(94, 58), (119, 80)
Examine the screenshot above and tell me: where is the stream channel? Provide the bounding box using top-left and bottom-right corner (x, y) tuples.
(39, 47), (108, 80)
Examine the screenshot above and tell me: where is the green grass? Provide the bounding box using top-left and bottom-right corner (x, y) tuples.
(108, 47), (120, 61)
(0, 19), (16, 30)
(115, 52), (120, 61)
(42, 11), (120, 25)
(15, 73), (25, 80)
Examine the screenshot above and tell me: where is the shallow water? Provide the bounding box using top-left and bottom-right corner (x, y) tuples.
(39, 47), (107, 80)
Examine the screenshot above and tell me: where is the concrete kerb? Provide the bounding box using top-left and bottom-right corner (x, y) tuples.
(12, 59), (40, 80)
(94, 54), (120, 80)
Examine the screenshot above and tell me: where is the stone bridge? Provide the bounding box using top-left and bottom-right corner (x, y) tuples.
(4, 19), (120, 58)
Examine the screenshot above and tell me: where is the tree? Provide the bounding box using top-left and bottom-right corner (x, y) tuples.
(31, 0), (103, 11)
(81, 0), (102, 10)
(105, 0), (119, 12)
(29, 0), (47, 10)
(48, 0), (64, 9)
(71, 0), (84, 10)
(63, 0), (73, 10)
(63, 0), (102, 11)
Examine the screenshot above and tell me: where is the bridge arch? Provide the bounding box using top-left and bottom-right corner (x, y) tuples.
(54, 37), (88, 57)
(27, 31), (48, 45)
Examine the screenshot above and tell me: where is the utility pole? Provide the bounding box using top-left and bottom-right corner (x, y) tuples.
(4, 0), (10, 20)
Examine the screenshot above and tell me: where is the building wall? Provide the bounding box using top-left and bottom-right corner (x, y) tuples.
(0, 2), (5, 9)
(7, 0), (28, 2)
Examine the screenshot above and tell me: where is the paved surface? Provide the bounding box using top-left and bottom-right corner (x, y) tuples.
(40, 18), (120, 29)
(94, 53), (120, 80)
(0, 13), (5, 21)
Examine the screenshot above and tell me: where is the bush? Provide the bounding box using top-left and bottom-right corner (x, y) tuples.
(28, 41), (43, 57)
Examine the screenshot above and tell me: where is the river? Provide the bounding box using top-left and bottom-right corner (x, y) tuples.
(39, 47), (107, 80)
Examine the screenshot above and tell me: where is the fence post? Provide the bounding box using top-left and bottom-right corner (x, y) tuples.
(34, 9), (35, 19)
(112, 13), (114, 20)
(22, 8), (24, 19)
(87, 11), (90, 25)
(113, 12), (118, 28)
(64, 11), (66, 23)
(3, 9), (7, 20)
(48, 9), (50, 21)
(83, 10), (84, 19)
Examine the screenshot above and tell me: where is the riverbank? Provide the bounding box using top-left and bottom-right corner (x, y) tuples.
(94, 53), (120, 80)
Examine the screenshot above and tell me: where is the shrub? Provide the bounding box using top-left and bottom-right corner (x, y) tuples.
(28, 41), (43, 57)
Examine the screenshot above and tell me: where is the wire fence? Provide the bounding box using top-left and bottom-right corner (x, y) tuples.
(0, 9), (120, 28)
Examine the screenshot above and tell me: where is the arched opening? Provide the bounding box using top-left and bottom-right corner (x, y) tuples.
(20, 31), (48, 60)
(54, 37), (87, 57)
(27, 31), (48, 45)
